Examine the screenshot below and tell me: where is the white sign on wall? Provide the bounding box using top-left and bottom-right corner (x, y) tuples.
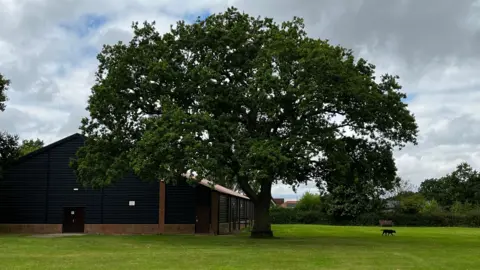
(129, 201), (135, 206)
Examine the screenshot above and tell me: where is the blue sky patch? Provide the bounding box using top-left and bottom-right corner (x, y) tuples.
(185, 10), (211, 23)
(60, 13), (108, 38)
(403, 92), (416, 103)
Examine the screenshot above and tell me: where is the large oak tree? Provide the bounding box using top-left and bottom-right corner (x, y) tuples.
(72, 8), (418, 237)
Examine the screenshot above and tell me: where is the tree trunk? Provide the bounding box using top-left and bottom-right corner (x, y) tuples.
(251, 195), (273, 238)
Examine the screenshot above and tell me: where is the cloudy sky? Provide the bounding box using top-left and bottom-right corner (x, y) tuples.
(1, 0), (480, 200)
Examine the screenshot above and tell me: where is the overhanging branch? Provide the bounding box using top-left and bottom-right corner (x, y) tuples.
(237, 175), (259, 202)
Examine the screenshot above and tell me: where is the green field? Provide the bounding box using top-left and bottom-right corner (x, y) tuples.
(0, 225), (479, 270)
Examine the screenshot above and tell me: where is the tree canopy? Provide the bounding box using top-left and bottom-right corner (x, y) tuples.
(72, 8), (418, 237)
(0, 73), (9, 112)
(0, 74), (20, 179)
(18, 139), (44, 157)
(419, 162), (480, 208)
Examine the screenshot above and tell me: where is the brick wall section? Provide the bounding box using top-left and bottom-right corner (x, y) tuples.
(85, 224), (159, 234)
(0, 224), (62, 234)
(218, 223), (230, 234)
(164, 224), (195, 234)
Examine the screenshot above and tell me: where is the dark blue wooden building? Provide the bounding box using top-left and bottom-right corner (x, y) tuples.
(0, 133), (253, 235)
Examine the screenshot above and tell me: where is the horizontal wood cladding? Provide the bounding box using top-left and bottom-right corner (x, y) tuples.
(47, 136), (102, 224)
(165, 181), (195, 224)
(102, 174), (159, 224)
(0, 152), (49, 224)
(219, 195), (228, 223)
(0, 134), (160, 225)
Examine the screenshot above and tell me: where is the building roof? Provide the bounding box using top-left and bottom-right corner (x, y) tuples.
(198, 179), (250, 200)
(12, 133), (84, 166)
(272, 198), (285, 205)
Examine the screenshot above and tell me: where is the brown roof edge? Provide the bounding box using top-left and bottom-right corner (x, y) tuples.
(180, 173), (250, 200)
(198, 179), (250, 200)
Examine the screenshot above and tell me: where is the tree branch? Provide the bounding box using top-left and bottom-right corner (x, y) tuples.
(237, 175), (259, 202)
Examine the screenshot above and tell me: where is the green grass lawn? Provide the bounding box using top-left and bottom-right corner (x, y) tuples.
(1, 225), (479, 270)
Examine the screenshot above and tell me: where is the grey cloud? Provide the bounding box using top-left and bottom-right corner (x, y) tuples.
(57, 109), (88, 138)
(0, 107), (57, 135)
(228, 0), (480, 85)
(231, 0), (480, 59)
(423, 115), (480, 146)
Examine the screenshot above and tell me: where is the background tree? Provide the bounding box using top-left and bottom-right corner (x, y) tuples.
(395, 192), (426, 214)
(0, 73), (9, 112)
(316, 138), (398, 219)
(0, 74), (20, 179)
(18, 139), (44, 156)
(385, 176), (416, 198)
(0, 131), (20, 180)
(419, 162), (479, 208)
(71, 8), (418, 238)
(296, 192), (322, 211)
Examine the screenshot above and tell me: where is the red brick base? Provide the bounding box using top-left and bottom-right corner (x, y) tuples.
(0, 223), (230, 235)
(85, 224), (160, 235)
(0, 224), (159, 235)
(164, 224), (195, 234)
(0, 224), (62, 234)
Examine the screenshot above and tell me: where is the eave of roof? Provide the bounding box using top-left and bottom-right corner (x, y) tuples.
(198, 179), (250, 200)
(11, 133), (84, 166)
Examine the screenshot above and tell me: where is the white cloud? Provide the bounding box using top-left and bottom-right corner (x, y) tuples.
(1, 0), (480, 199)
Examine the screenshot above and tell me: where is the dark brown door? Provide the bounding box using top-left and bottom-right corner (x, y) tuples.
(195, 204), (210, 234)
(62, 207), (85, 233)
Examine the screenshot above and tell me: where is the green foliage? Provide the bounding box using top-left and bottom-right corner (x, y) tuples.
(0, 131), (20, 179)
(0, 73), (9, 112)
(0, 74), (20, 180)
(396, 192), (426, 214)
(270, 207), (480, 227)
(321, 185), (385, 219)
(450, 201), (475, 214)
(270, 207), (332, 224)
(419, 162), (480, 208)
(18, 139), (44, 156)
(420, 199), (443, 214)
(72, 7), (418, 236)
(295, 192), (322, 211)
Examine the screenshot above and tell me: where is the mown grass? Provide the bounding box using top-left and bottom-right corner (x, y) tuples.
(0, 225), (479, 269)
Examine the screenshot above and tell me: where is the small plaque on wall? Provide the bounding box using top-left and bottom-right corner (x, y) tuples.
(129, 201), (135, 206)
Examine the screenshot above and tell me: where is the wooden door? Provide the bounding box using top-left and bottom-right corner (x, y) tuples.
(195, 204), (210, 234)
(62, 207), (85, 233)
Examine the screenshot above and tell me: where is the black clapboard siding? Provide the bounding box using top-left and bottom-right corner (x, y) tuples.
(102, 173), (159, 224)
(46, 135), (102, 224)
(0, 151), (48, 223)
(240, 199), (246, 219)
(165, 182), (195, 224)
(0, 133), (160, 225)
(219, 195), (228, 223)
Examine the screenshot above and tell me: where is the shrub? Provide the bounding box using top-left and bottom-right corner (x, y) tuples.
(421, 199), (443, 214)
(270, 207), (480, 227)
(295, 192), (322, 211)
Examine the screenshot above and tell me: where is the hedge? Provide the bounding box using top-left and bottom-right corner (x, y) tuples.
(270, 207), (480, 227)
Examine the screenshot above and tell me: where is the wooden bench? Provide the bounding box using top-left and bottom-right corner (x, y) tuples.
(379, 220), (394, 227)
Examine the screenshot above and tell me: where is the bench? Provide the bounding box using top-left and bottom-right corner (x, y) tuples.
(379, 220), (394, 227)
